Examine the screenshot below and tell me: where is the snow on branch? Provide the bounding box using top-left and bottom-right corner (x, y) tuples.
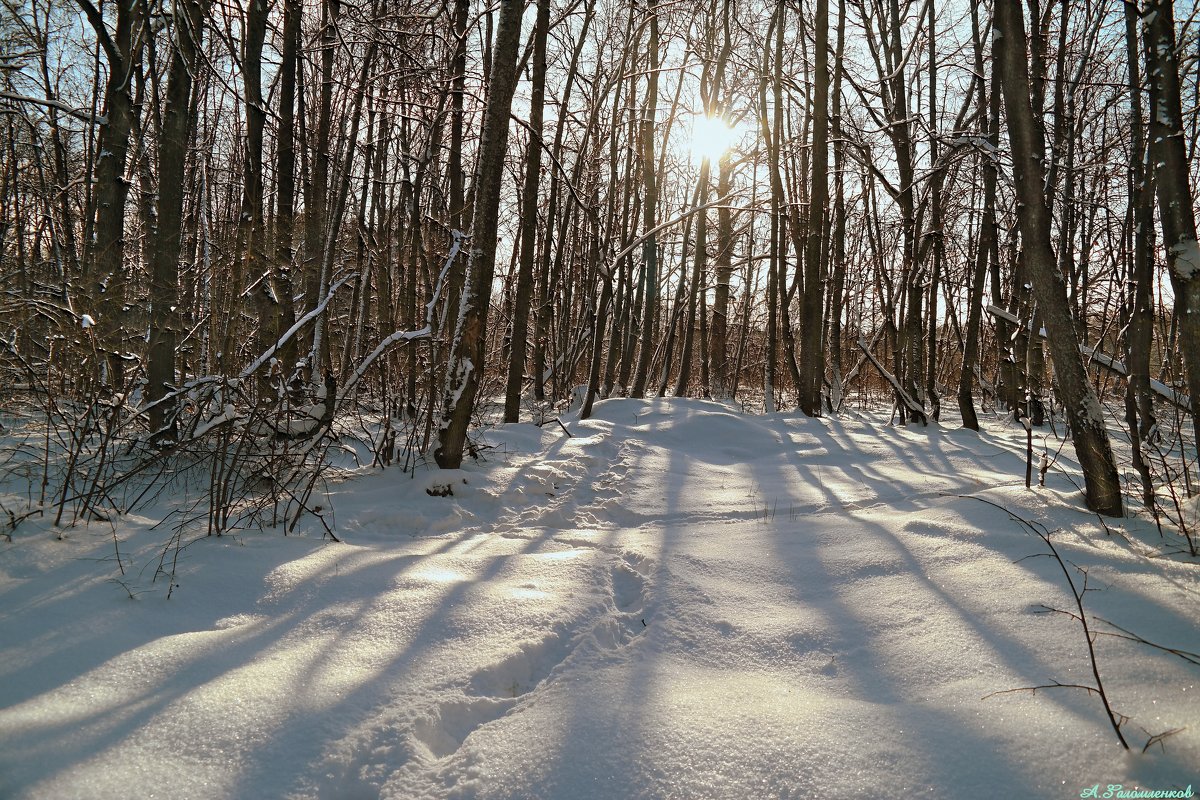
(0, 91), (107, 126)
(984, 306), (1191, 411)
(424, 231), (465, 327)
(339, 231), (465, 404)
(606, 193), (735, 279)
(239, 273), (356, 381)
(856, 338), (928, 425)
(1080, 346), (1191, 411)
(338, 325), (432, 404)
(540, 328), (592, 389)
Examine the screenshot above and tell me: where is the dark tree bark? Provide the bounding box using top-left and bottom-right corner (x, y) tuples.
(958, 1), (997, 432)
(883, 0), (922, 421)
(675, 160), (710, 398)
(757, 4), (783, 411)
(923, 0), (944, 421)
(273, 0), (301, 378)
(1122, 0), (1156, 506)
(75, 0), (143, 385)
(444, 0), (471, 339)
(995, 0), (1123, 516)
(503, 0), (551, 423)
(147, 0), (207, 436)
(826, 0), (847, 411)
(798, 0), (829, 416)
(303, 0), (339, 372)
(436, 0), (524, 468)
(1142, 0), (1200, 457)
(241, 0), (271, 383)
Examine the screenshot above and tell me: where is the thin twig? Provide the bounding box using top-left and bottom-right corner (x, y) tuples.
(956, 494), (1130, 749)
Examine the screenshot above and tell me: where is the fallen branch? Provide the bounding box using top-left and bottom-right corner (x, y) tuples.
(856, 338), (928, 425)
(240, 273), (356, 381)
(983, 305), (1189, 411)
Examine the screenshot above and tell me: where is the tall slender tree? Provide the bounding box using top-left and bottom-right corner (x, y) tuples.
(75, 0), (143, 385)
(799, 0), (829, 416)
(147, 0), (208, 436)
(1142, 0), (1200, 456)
(995, 0), (1122, 516)
(630, 1), (661, 399)
(504, 0), (551, 423)
(436, 0), (525, 468)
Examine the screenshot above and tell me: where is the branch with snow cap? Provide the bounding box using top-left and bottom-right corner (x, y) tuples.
(984, 304), (1191, 410)
(239, 273), (356, 381)
(337, 231), (464, 404)
(856, 339), (928, 425)
(0, 91), (107, 126)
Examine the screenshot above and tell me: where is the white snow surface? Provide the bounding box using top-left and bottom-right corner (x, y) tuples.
(2, 398), (1198, 799)
(1169, 238), (1200, 281)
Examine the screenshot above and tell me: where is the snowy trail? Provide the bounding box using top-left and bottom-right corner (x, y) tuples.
(1, 398), (1198, 799)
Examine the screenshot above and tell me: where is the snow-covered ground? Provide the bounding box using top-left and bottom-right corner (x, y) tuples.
(1, 398), (1197, 799)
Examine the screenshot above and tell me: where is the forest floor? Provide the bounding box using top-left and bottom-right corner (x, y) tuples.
(1, 397), (1198, 799)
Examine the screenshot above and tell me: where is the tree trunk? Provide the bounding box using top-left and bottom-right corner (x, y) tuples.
(1143, 0), (1200, 458)
(924, 0), (944, 421)
(630, 2), (660, 399)
(242, 0), (270, 387)
(303, 0), (338, 373)
(958, 1), (997, 432)
(443, 0), (470, 340)
(272, 0), (301, 381)
(435, 0), (524, 468)
(799, 0), (829, 416)
(1122, 0), (1156, 506)
(504, 0), (551, 422)
(995, 0), (1123, 516)
(826, 0), (847, 411)
(147, 0), (207, 436)
(77, 0), (142, 386)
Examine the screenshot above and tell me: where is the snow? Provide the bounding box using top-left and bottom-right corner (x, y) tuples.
(1081, 346), (1192, 410)
(80, 314), (95, 329)
(1169, 239), (1200, 281)
(191, 403), (240, 438)
(2, 399), (1198, 799)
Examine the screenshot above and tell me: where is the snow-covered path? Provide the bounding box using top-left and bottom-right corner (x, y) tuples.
(2, 399), (1197, 799)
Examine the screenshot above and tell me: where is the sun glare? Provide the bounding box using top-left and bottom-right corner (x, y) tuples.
(688, 115), (738, 165)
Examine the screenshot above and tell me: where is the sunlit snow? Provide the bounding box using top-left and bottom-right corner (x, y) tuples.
(1, 399), (1197, 799)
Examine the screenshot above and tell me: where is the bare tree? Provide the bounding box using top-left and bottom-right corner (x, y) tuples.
(503, 0), (551, 423)
(75, 0), (144, 385)
(795, 0), (829, 416)
(1142, 0), (1200, 458)
(995, 0), (1122, 516)
(436, 0), (524, 468)
(630, 1), (661, 399)
(147, 0), (209, 436)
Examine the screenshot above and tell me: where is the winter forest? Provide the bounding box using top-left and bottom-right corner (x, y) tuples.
(2, 0), (1200, 797)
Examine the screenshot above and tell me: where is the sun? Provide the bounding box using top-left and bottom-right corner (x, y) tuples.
(688, 114), (739, 165)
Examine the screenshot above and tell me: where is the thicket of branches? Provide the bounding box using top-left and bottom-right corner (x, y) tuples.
(2, 0), (1199, 534)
